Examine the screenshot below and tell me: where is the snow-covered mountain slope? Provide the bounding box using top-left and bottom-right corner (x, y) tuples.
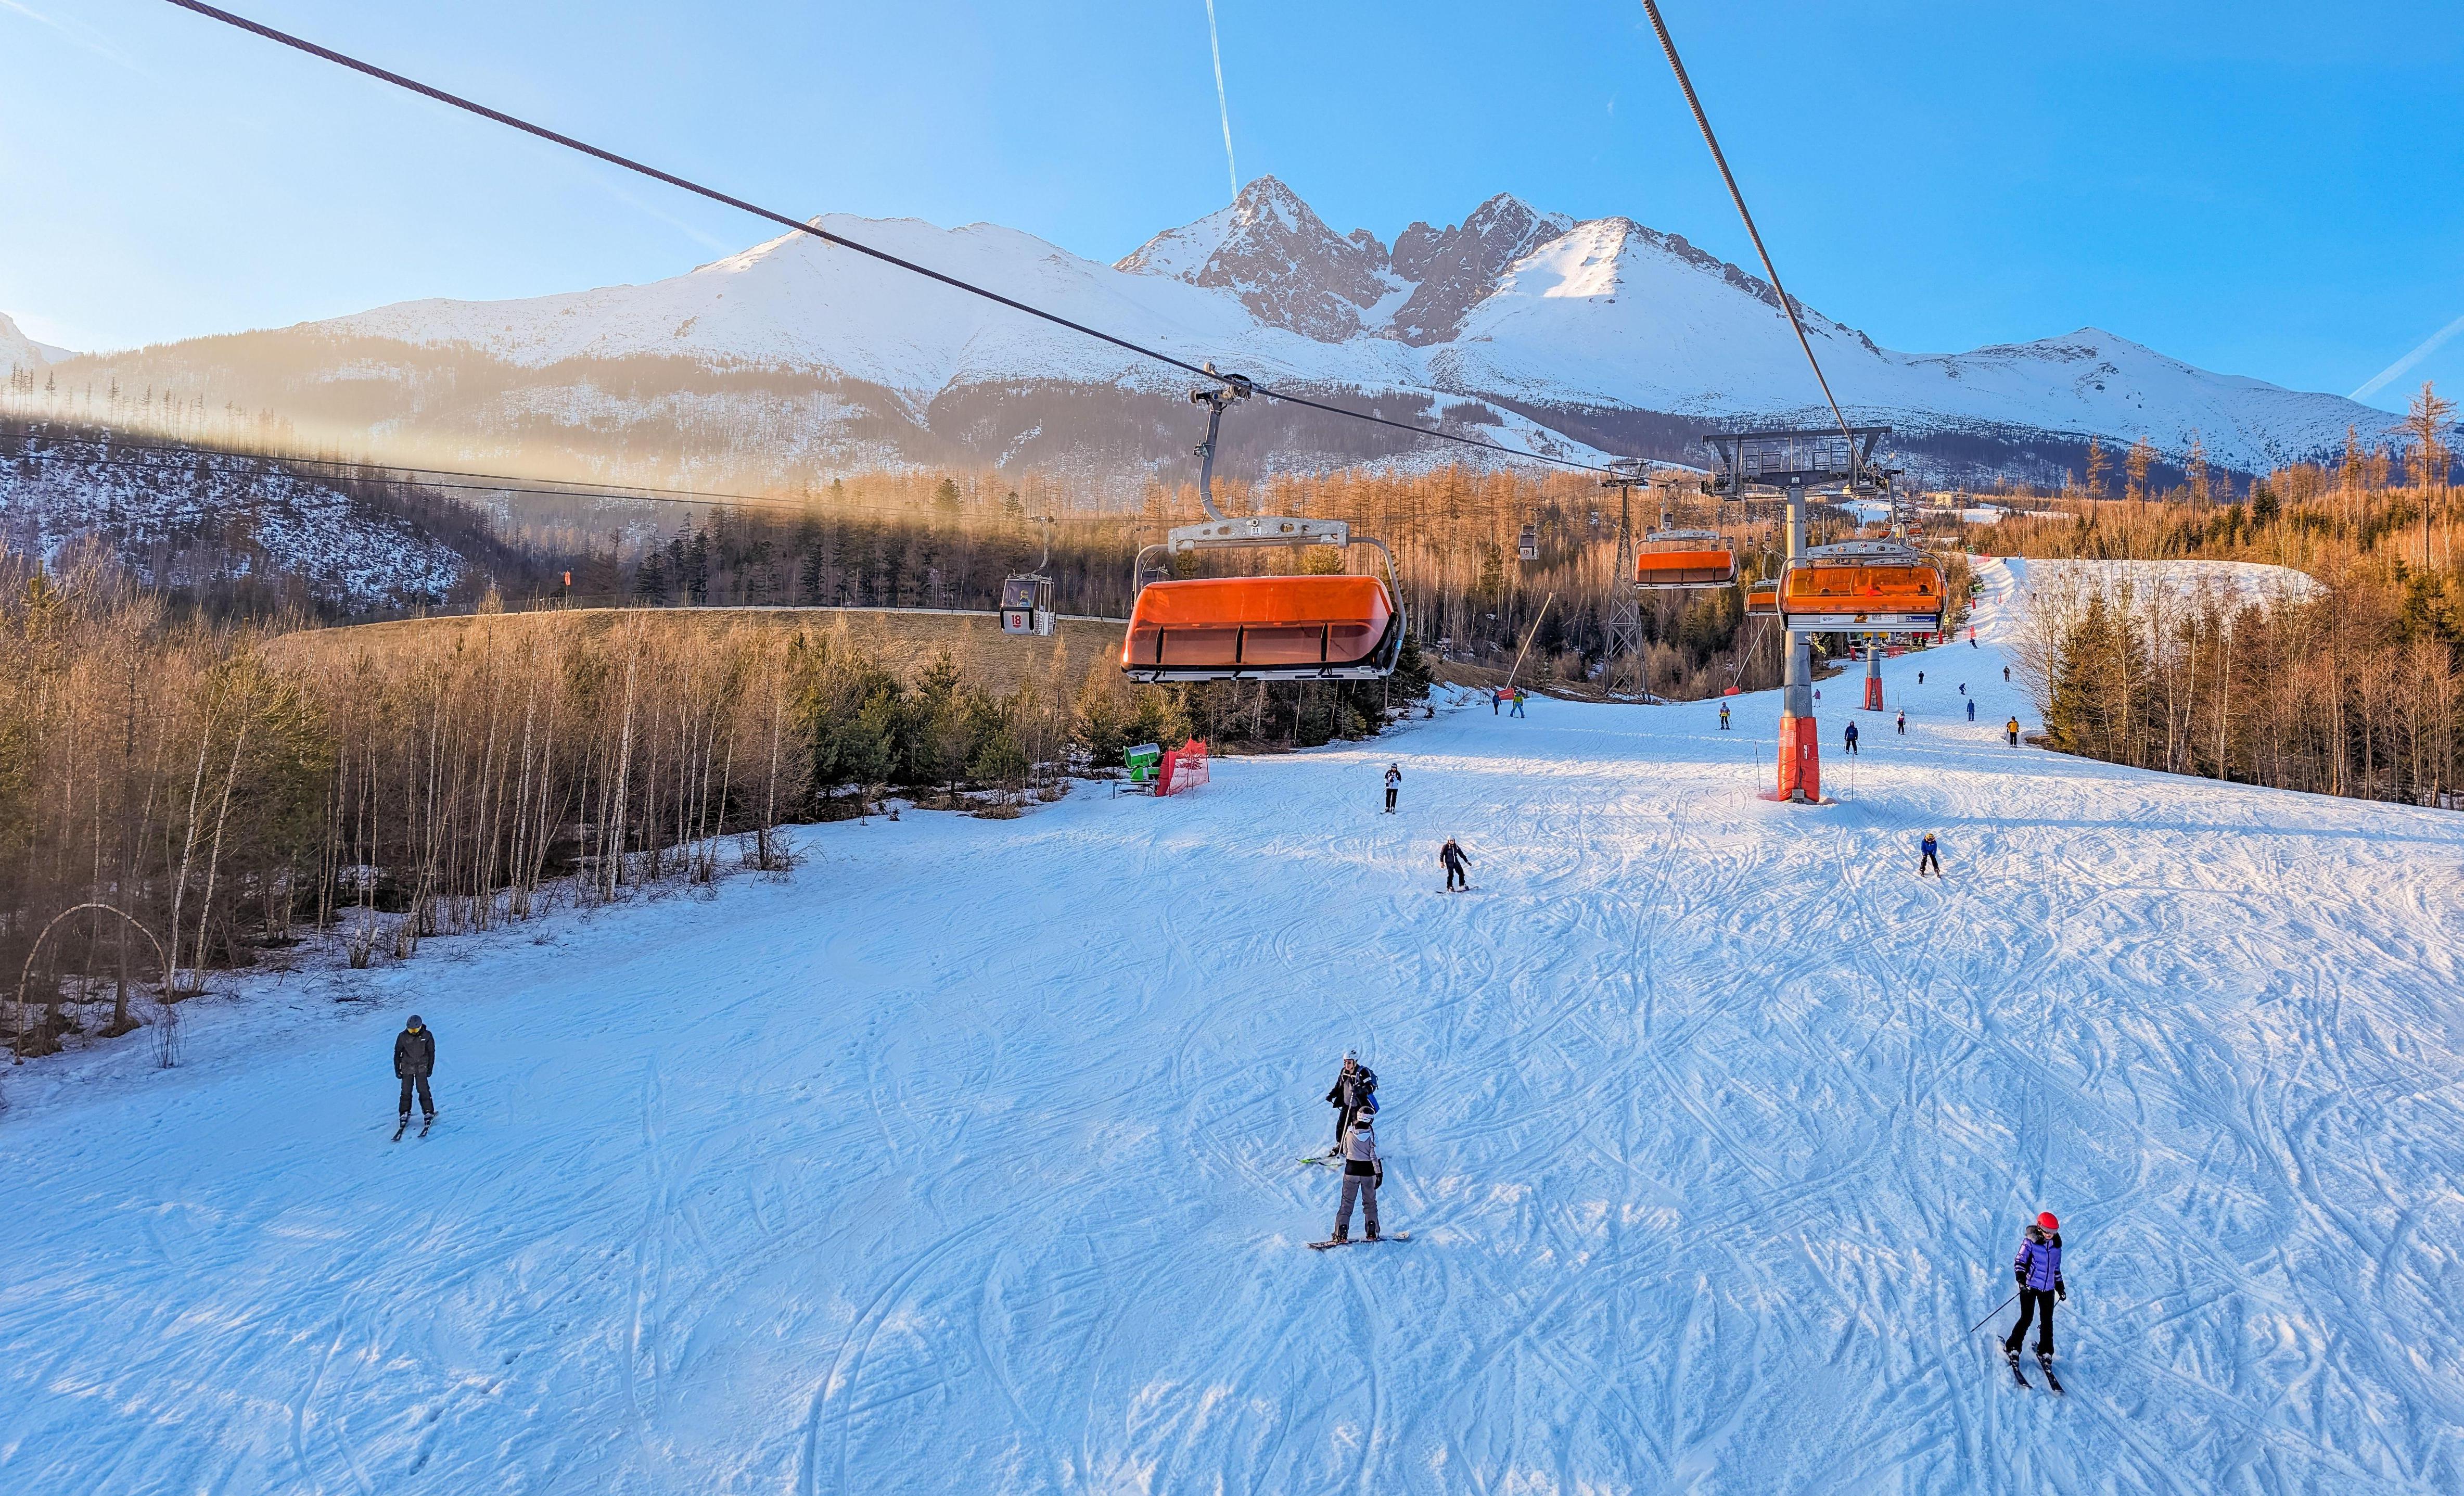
(41, 179), (2412, 483)
(0, 430), (505, 610)
(0, 312), (72, 373)
(3, 564), (2458, 1493)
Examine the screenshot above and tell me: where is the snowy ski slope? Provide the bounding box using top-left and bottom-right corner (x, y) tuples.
(3, 559), (2459, 1493)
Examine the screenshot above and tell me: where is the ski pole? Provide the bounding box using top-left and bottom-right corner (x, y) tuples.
(1965, 1292), (2016, 1336)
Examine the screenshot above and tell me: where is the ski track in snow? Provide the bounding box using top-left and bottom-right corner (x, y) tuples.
(3, 558), (2460, 1493)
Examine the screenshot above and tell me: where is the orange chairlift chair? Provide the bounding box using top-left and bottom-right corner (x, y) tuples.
(1632, 476), (1737, 590)
(1121, 374), (1406, 683)
(1774, 540), (1945, 632)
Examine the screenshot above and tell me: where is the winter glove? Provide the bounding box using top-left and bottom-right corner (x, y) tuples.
(1374, 1161), (1385, 1188)
(2056, 1281), (2067, 1301)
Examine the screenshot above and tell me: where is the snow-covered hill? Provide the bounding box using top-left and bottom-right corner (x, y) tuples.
(0, 429), (514, 611)
(18, 179), (2410, 487)
(3, 562), (2457, 1493)
(0, 312), (73, 374)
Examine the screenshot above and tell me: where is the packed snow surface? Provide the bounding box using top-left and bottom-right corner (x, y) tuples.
(4, 560), (2460, 1493)
(2008, 555), (2324, 611)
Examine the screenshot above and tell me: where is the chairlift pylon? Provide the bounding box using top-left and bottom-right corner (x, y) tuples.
(1120, 370), (1406, 682)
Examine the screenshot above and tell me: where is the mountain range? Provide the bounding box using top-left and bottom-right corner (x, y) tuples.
(1, 179), (2408, 491)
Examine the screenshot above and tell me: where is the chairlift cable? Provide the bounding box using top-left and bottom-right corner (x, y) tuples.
(158, 0), (1616, 476)
(1636, 1), (1859, 453)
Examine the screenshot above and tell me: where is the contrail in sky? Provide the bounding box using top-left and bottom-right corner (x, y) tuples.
(1203, 0), (1238, 202)
(2351, 310), (2464, 404)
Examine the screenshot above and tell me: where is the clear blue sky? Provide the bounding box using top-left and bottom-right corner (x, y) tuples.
(4, 1), (2459, 410)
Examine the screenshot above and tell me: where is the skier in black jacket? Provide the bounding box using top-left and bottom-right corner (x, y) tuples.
(1439, 837), (1471, 892)
(394, 1015), (437, 1126)
(1325, 1051), (1377, 1149)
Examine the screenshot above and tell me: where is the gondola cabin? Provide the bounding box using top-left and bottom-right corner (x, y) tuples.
(999, 575), (1054, 636)
(1121, 575), (1400, 682)
(1516, 525), (1540, 563)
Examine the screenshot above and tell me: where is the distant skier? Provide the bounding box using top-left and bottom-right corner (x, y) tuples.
(1509, 688), (1526, 719)
(1917, 670), (1925, 685)
(1843, 720), (1860, 756)
(2002, 665), (2010, 682)
(1719, 702), (1731, 730)
(393, 1014), (437, 1131)
(1383, 763), (1402, 813)
(1491, 687), (1502, 716)
(2006, 715), (2021, 747)
(2004, 1211), (2067, 1367)
(1439, 836), (1471, 892)
(1325, 1050), (1378, 1150)
(1329, 1104), (1383, 1244)
(1896, 709), (1907, 736)
(1959, 683), (1966, 695)
(1919, 831), (1942, 877)
(1967, 699), (1977, 721)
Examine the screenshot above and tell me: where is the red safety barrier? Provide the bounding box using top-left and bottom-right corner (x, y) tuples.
(1160, 738), (1210, 796)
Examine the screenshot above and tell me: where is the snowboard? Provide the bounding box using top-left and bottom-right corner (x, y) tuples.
(1308, 1232), (1410, 1250)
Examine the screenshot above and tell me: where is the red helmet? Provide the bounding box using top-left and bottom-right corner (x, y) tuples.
(2037, 1211), (2060, 1232)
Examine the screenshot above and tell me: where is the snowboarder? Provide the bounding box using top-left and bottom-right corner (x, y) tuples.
(2006, 716), (2021, 747)
(2004, 1211), (2066, 1366)
(1439, 836), (1471, 892)
(1896, 709), (1907, 736)
(1509, 688), (1526, 719)
(1383, 763), (1402, 814)
(1718, 702), (1731, 730)
(1325, 1050), (1378, 1149)
(393, 1015), (437, 1130)
(1329, 1104), (1383, 1244)
(1919, 831), (1942, 877)
(1967, 699), (1977, 721)
(1842, 721), (1860, 755)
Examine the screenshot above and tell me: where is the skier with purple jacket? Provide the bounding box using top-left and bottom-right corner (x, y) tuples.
(2004, 1211), (2067, 1369)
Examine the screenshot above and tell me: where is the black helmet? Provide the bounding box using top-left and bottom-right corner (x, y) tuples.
(407, 1015), (424, 1028)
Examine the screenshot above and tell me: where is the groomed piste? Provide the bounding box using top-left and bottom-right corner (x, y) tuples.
(2, 558), (2458, 1493)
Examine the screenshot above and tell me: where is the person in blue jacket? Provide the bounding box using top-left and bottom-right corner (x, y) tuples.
(1919, 831), (1942, 877)
(2005, 1211), (2067, 1362)
(1967, 699), (1977, 721)
(1842, 720), (1860, 755)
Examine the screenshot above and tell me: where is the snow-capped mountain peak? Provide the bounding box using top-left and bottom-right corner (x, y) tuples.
(1118, 176), (1393, 343)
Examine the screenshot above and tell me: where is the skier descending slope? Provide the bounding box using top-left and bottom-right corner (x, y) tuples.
(1323, 1051), (1377, 1153)
(2005, 1211), (2068, 1392)
(1842, 720), (1860, 756)
(1718, 701), (1731, 730)
(1439, 837), (1472, 892)
(1919, 833), (1942, 878)
(1383, 763), (1402, 814)
(393, 1015), (437, 1140)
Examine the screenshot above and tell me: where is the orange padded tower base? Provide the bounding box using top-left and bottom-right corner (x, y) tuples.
(1775, 713), (1821, 803)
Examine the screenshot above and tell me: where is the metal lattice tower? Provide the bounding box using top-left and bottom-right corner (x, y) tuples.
(1602, 461), (1648, 693)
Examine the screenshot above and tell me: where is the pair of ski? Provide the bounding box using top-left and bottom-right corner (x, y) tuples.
(391, 1114), (436, 1142)
(2005, 1349), (2063, 1394)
